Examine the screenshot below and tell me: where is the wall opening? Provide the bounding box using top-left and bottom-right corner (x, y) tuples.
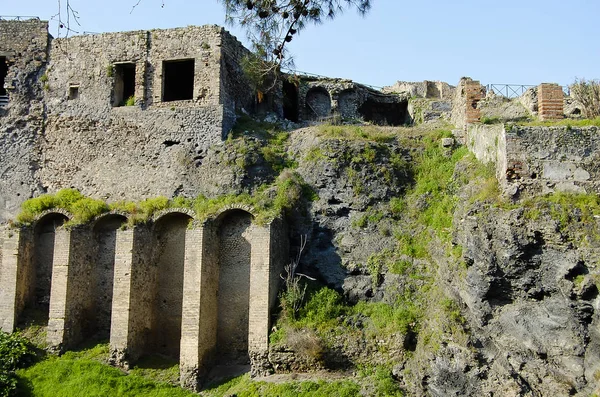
(217, 209), (253, 364)
(282, 80), (299, 122)
(113, 63), (136, 106)
(305, 87), (331, 120)
(68, 85), (79, 100)
(150, 212), (192, 359)
(87, 214), (127, 341)
(0, 56), (7, 96)
(162, 59), (194, 102)
(358, 99), (408, 126)
(22, 213), (68, 327)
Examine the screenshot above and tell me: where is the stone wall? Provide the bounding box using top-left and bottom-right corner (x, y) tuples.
(0, 19), (49, 223)
(466, 124), (600, 196)
(0, 23), (258, 225)
(382, 80), (454, 99)
(295, 77), (409, 125)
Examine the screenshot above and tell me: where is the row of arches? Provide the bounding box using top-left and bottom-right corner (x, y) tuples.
(283, 84), (409, 125)
(0, 207), (283, 381)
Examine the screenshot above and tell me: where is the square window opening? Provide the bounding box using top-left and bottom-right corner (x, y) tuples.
(162, 59), (194, 102)
(113, 63), (136, 107)
(69, 85), (79, 100)
(0, 57), (8, 96)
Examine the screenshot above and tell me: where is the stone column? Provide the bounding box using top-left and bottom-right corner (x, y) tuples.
(0, 229), (33, 332)
(248, 225), (271, 354)
(180, 226), (219, 391)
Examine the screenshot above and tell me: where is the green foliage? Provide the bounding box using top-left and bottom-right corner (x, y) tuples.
(106, 65), (114, 78)
(358, 365), (403, 397)
(481, 116), (501, 125)
(517, 117), (600, 128)
(202, 373), (361, 397)
(296, 287), (346, 330)
(138, 196), (170, 218)
(0, 331), (35, 397)
(125, 95), (135, 106)
(16, 189), (108, 226)
(16, 354), (194, 397)
(354, 293), (421, 335)
(317, 124), (395, 143)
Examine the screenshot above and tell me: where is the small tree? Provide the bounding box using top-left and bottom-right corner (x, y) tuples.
(570, 78), (600, 119)
(280, 234), (315, 319)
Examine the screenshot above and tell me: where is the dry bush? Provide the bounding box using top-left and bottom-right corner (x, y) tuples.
(285, 327), (324, 363)
(570, 78), (600, 118)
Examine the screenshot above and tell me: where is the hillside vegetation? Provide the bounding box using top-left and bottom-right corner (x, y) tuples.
(7, 121), (600, 396)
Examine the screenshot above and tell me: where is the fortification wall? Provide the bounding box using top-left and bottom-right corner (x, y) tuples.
(467, 124), (600, 195)
(0, 20), (49, 223)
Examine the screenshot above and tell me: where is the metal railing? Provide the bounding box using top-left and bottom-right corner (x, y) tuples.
(486, 84), (536, 98)
(0, 95), (8, 108)
(0, 16), (40, 21)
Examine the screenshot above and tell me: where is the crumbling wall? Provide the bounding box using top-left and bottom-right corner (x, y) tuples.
(0, 19), (49, 223)
(383, 80), (454, 99)
(37, 26), (241, 205)
(466, 124), (600, 196)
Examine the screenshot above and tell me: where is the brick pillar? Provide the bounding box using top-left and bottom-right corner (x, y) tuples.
(0, 229), (33, 332)
(110, 227), (152, 368)
(180, 227), (219, 391)
(465, 80), (482, 124)
(248, 225), (271, 354)
(538, 83), (564, 120)
(46, 229), (72, 351)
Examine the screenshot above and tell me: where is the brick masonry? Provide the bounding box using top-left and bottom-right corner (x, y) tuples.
(538, 83), (564, 121)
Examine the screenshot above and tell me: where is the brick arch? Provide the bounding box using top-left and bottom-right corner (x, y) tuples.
(26, 211), (70, 327)
(149, 211), (194, 359)
(211, 204), (256, 224)
(152, 208), (196, 224)
(215, 209), (255, 364)
(88, 212), (128, 341)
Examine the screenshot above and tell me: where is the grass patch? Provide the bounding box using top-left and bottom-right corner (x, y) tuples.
(317, 124), (396, 143)
(516, 117), (600, 128)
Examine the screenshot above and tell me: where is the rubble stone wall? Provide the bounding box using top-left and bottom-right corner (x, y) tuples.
(467, 124), (600, 195)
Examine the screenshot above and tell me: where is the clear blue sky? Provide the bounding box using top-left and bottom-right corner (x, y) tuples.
(3, 0), (599, 88)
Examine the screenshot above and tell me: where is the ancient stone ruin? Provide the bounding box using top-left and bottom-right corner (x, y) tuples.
(1, 16), (598, 393)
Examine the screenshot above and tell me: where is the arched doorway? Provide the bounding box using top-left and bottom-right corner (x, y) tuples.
(27, 212), (69, 326)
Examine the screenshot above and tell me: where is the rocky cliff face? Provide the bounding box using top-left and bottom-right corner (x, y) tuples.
(264, 123), (600, 396)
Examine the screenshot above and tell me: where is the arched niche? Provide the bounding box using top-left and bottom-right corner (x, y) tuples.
(28, 212), (69, 325)
(337, 89), (359, 120)
(151, 211), (193, 359)
(88, 213), (128, 341)
(215, 208), (254, 364)
(282, 80), (299, 122)
(305, 87), (332, 120)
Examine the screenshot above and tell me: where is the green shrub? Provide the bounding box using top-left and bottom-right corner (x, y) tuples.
(0, 331), (35, 397)
(125, 95), (135, 106)
(139, 197), (170, 218)
(69, 198), (108, 224)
